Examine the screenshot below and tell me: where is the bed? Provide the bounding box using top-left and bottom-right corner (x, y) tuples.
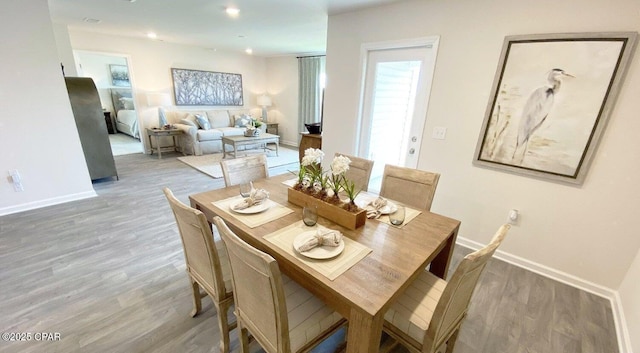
(110, 88), (140, 139)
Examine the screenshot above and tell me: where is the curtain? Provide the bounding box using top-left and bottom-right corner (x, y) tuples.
(298, 56), (325, 134)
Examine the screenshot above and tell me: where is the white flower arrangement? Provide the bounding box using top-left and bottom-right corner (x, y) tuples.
(301, 148), (324, 166)
(293, 150), (361, 212)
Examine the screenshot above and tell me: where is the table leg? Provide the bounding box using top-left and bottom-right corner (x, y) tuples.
(156, 135), (162, 159)
(429, 227), (459, 279)
(346, 309), (384, 353)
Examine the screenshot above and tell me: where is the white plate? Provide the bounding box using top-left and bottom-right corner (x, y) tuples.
(230, 200), (270, 214)
(293, 231), (345, 260)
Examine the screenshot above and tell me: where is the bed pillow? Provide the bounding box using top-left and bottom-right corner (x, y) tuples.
(195, 114), (211, 130)
(119, 97), (135, 110)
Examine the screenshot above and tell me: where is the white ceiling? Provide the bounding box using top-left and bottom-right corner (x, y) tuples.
(48, 0), (407, 57)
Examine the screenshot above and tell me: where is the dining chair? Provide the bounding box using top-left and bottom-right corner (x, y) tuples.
(220, 154), (269, 187)
(335, 153), (374, 192)
(379, 164), (440, 211)
(213, 216), (347, 353)
(163, 188), (236, 353)
(383, 224), (511, 353)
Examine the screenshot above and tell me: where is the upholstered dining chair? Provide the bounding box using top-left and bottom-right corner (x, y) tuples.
(163, 188), (236, 353)
(220, 154), (269, 187)
(379, 164), (440, 211)
(383, 224), (511, 353)
(335, 153), (374, 192)
(213, 216), (347, 353)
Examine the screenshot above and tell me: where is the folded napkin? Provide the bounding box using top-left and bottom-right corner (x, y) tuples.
(297, 229), (343, 252)
(232, 188), (269, 210)
(365, 197), (387, 219)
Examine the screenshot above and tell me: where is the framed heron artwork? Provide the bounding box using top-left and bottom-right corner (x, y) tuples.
(473, 32), (637, 185)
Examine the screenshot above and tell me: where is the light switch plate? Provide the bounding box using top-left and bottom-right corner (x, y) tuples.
(432, 127), (447, 140)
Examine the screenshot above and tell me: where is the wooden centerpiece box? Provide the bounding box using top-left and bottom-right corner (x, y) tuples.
(287, 187), (366, 230)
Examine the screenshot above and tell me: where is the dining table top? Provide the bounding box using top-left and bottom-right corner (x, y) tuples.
(189, 173), (461, 353)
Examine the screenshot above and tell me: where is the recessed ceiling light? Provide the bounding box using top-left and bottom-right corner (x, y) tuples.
(123, 0), (137, 2)
(226, 7), (240, 17)
(147, 32), (157, 39)
(83, 17), (101, 24)
(245, 48), (253, 55)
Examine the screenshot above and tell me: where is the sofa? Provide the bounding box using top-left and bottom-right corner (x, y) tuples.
(163, 108), (265, 155)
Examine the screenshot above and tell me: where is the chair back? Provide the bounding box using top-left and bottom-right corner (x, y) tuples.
(425, 224), (510, 351)
(335, 153), (374, 192)
(214, 216), (291, 353)
(220, 154), (269, 187)
(163, 188), (228, 300)
(379, 164), (440, 210)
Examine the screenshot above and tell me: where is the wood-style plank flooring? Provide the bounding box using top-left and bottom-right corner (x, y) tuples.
(0, 149), (618, 353)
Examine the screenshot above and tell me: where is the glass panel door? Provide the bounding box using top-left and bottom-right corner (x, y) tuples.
(359, 43), (437, 192)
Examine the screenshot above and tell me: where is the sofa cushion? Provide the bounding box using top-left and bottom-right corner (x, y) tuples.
(197, 129), (224, 142)
(217, 127), (246, 136)
(195, 114), (211, 130)
(207, 110), (232, 128)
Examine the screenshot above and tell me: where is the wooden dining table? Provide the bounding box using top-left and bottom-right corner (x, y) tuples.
(189, 173), (461, 353)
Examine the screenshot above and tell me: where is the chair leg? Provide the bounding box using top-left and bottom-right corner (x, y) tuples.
(239, 327), (251, 353)
(190, 278), (202, 317)
(216, 301), (232, 353)
(444, 328), (460, 353)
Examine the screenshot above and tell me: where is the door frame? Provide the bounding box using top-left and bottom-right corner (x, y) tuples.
(355, 36), (440, 165)
(72, 50), (143, 152)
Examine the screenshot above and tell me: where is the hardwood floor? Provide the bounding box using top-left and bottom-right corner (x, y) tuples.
(0, 149), (618, 353)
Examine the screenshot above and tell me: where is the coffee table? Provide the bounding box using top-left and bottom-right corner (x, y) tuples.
(222, 133), (279, 159)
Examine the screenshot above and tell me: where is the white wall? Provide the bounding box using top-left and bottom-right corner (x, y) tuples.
(266, 56), (299, 146)
(52, 23), (78, 77)
(620, 248), (640, 352)
(324, 4), (640, 348)
(0, 0), (95, 215)
(324, 0), (640, 291)
(67, 30), (270, 150)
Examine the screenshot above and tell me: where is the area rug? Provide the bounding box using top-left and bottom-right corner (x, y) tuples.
(178, 147), (299, 178)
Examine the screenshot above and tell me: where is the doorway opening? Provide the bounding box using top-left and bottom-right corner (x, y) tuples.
(73, 50), (143, 156)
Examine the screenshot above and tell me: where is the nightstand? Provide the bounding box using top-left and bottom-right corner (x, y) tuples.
(104, 111), (116, 134)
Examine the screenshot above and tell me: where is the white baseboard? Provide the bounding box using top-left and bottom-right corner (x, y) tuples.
(0, 191), (97, 217)
(456, 236), (631, 353)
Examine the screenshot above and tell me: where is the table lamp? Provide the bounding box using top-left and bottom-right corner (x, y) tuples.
(146, 92), (172, 127)
(257, 94), (272, 123)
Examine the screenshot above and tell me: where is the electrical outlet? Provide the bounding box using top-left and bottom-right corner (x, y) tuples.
(9, 170), (24, 192)
(508, 209), (519, 225)
(432, 127), (447, 140)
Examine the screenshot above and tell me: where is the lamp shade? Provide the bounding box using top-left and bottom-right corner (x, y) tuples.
(257, 94), (272, 107)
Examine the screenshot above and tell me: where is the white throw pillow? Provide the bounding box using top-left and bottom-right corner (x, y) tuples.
(180, 118), (197, 127)
(234, 114), (252, 127)
(195, 114), (211, 130)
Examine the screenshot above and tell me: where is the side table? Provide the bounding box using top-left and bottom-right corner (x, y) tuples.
(299, 132), (322, 162)
(146, 128), (183, 159)
(266, 123), (279, 136)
